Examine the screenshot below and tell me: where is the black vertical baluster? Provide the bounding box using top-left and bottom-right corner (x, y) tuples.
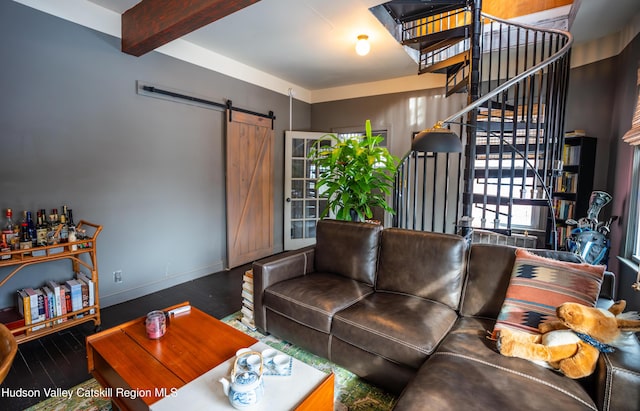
(431, 153), (438, 232)
(412, 150), (419, 230)
(454, 121), (463, 229)
(443, 152), (451, 232)
(504, 24), (514, 231)
(482, 99), (491, 228)
(421, 151), (428, 230)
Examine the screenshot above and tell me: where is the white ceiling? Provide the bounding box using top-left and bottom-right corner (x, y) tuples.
(81, 0), (640, 90)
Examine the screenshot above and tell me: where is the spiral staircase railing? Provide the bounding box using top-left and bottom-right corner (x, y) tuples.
(393, 7), (573, 249)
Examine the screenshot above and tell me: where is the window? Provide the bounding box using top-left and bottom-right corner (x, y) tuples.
(471, 157), (540, 229)
(471, 135), (546, 231)
(337, 130), (388, 144)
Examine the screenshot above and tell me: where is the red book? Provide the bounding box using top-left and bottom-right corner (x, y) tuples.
(63, 285), (72, 313)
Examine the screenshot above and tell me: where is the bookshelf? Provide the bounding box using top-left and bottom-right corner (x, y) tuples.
(0, 221), (102, 344)
(551, 136), (597, 249)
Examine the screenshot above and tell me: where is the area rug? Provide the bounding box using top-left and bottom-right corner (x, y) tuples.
(25, 377), (110, 411)
(26, 312), (397, 411)
(222, 312), (397, 411)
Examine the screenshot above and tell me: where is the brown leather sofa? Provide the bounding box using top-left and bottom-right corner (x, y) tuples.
(252, 219), (640, 410)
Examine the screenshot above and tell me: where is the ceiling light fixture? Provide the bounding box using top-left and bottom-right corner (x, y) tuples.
(355, 34), (370, 56)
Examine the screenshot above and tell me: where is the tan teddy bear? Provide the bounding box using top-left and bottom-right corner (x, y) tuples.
(497, 300), (640, 379)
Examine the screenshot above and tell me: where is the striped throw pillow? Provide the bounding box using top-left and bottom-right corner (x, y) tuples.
(494, 248), (605, 335)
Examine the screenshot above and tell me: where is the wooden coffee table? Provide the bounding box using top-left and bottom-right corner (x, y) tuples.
(86, 302), (333, 411)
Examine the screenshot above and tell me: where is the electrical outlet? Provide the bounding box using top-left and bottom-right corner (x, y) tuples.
(114, 270), (123, 283)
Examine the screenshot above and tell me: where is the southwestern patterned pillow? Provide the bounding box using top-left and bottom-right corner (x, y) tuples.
(493, 248), (605, 335)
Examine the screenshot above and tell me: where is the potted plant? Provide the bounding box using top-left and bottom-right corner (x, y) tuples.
(308, 120), (399, 222)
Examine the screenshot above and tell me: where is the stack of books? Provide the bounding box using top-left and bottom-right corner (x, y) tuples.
(15, 272), (95, 333)
(240, 269), (256, 330)
(554, 199), (576, 220)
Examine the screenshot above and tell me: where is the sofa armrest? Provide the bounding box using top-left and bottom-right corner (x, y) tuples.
(594, 333), (640, 411)
(251, 246), (315, 332)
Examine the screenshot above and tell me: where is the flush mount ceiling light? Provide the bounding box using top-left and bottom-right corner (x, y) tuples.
(355, 34), (370, 56)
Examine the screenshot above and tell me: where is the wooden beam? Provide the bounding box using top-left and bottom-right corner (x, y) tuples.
(122, 0), (261, 57)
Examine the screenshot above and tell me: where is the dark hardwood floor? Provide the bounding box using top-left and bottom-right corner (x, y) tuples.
(2, 265), (247, 410)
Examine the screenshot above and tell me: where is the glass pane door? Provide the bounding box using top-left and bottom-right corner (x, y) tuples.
(284, 131), (329, 250)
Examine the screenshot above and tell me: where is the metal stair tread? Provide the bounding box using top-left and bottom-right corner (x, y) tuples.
(446, 76), (468, 96)
(402, 25), (470, 50)
(419, 50), (468, 74)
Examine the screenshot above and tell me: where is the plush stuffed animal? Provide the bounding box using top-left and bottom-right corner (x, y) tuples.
(497, 300), (640, 379)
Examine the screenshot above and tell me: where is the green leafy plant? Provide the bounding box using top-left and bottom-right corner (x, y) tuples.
(309, 120), (399, 221)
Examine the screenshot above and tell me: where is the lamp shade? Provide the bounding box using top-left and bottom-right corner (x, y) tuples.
(412, 126), (463, 153)
(355, 35), (370, 56)
(622, 92), (640, 146)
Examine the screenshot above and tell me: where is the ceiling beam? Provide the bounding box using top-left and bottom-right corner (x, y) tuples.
(122, 0), (261, 57)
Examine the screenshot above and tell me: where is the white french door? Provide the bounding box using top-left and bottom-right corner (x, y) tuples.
(284, 131), (330, 250)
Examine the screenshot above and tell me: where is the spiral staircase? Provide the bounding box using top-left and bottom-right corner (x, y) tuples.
(375, 0), (573, 248)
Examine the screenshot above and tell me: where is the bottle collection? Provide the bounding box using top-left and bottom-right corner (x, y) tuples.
(1, 205), (87, 257)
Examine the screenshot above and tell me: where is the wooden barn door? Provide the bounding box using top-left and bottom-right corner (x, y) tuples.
(226, 110), (274, 268)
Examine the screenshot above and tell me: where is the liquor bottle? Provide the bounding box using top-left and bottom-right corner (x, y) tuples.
(67, 209), (77, 250)
(52, 208), (59, 224)
(59, 214), (69, 243)
(50, 209), (60, 232)
(67, 209), (75, 231)
(2, 209), (16, 250)
(25, 211), (37, 247)
(61, 205), (68, 225)
(47, 213), (57, 245)
(0, 232), (9, 255)
(0, 233), (9, 260)
(11, 211), (20, 250)
(19, 222), (32, 253)
(39, 208), (49, 243)
(36, 212), (48, 247)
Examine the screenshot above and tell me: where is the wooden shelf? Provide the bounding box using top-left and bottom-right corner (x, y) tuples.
(0, 220), (102, 344)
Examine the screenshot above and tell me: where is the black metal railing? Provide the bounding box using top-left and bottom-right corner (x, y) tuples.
(394, 10), (572, 249)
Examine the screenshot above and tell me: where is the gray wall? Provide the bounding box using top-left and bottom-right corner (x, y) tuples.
(608, 34), (640, 310)
(312, 88), (466, 159)
(564, 36), (640, 309)
(0, 2), (311, 308)
(565, 56), (618, 194)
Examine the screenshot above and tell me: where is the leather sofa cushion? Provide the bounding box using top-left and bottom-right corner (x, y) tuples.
(394, 353), (597, 411)
(394, 317), (598, 411)
(376, 229), (466, 309)
(332, 291), (458, 369)
(595, 333), (640, 411)
(460, 244), (518, 318)
(315, 219), (382, 286)
(263, 272), (373, 333)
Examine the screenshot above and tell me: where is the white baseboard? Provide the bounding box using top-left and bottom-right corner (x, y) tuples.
(100, 260), (225, 308)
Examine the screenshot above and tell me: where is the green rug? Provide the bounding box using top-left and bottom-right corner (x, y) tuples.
(223, 312), (397, 411)
(25, 377), (111, 411)
(26, 312), (397, 411)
